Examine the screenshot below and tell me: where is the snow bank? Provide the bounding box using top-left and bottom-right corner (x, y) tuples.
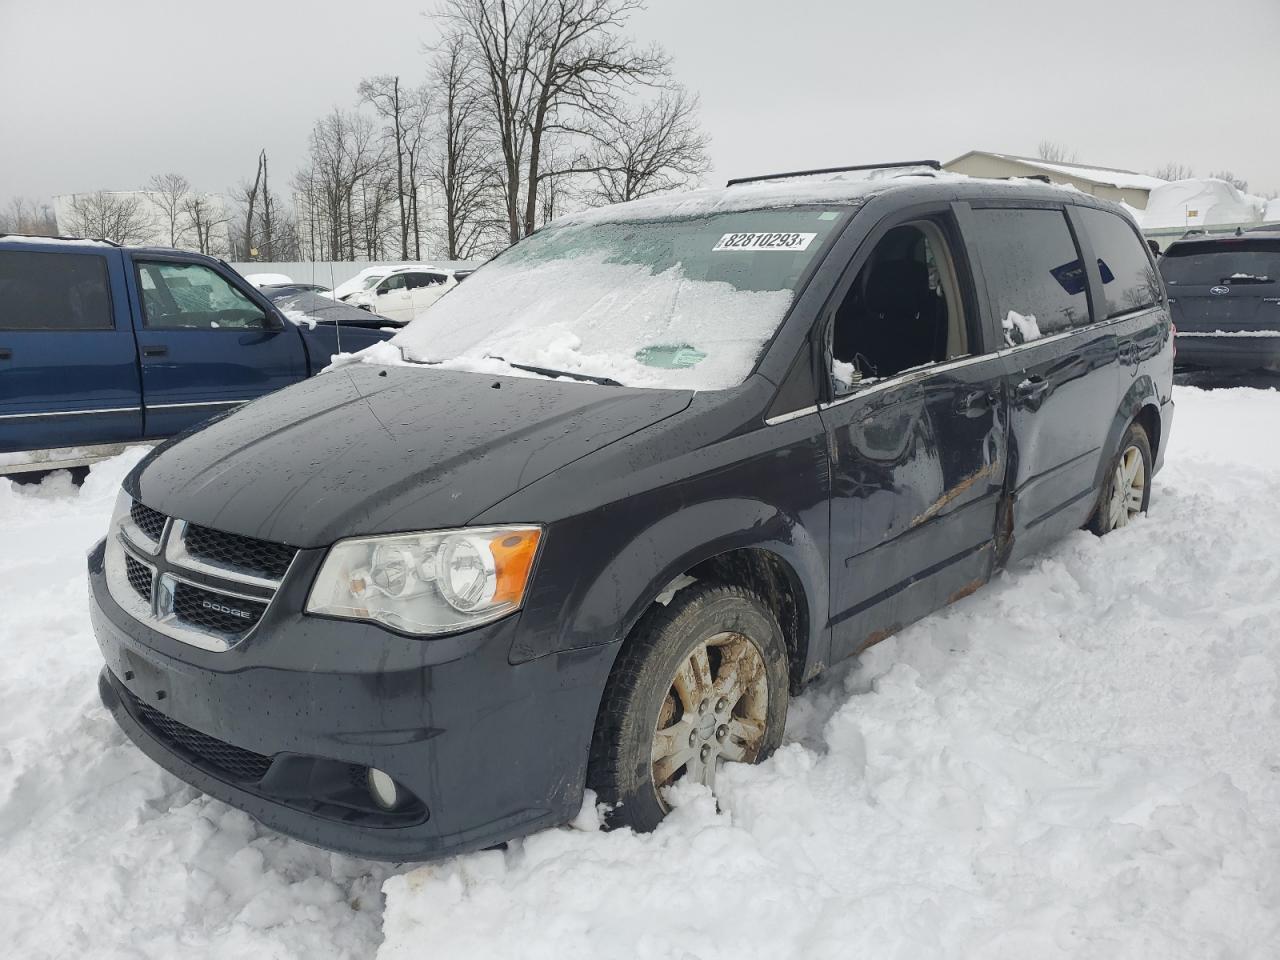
(3, 388), (1280, 958)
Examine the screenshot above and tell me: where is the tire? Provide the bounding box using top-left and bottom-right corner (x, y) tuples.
(1088, 421), (1152, 535)
(587, 582), (790, 832)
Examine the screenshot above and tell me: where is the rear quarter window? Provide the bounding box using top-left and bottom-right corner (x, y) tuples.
(0, 249), (113, 331)
(1077, 207), (1161, 317)
(967, 208), (1091, 344)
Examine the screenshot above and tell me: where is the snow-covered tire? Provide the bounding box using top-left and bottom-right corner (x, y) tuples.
(587, 583), (789, 832)
(1089, 421), (1152, 535)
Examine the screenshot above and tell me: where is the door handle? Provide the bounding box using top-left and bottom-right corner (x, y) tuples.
(1015, 376), (1050, 403)
(954, 389), (998, 417)
(142, 345), (168, 358)
(0, 348), (11, 360)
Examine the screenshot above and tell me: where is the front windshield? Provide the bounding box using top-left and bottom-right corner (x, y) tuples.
(388, 207), (848, 389)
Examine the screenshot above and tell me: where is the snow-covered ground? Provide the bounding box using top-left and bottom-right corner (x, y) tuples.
(2, 385), (1278, 959)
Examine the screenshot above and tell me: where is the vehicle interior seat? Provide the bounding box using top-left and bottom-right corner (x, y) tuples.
(832, 252), (944, 379)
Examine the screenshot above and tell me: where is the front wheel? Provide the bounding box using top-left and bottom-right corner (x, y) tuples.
(587, 583), (790, 833)
(1089, 421), (1152, 534)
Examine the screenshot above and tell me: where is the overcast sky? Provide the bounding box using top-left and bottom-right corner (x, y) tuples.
(2, 0), (1277, 209)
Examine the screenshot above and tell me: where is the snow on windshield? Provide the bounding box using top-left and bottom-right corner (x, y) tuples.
(379, 207), (848, 389)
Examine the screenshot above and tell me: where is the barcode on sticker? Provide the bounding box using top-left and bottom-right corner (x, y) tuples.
(713, 232), (816, 252)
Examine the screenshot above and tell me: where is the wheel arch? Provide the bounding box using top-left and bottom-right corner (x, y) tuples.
(550, 498), (829, 693)
(1094, 373), (1164, 491)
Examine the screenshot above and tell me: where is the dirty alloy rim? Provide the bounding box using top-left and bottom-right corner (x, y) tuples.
(650, 631), (769, 806)
(1108, 444), (1146, 530)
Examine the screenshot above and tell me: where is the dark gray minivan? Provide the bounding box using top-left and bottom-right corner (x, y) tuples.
(90, 167), (1174, 860)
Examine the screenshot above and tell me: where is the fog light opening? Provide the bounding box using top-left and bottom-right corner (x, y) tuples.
(366, 767), (401, 810)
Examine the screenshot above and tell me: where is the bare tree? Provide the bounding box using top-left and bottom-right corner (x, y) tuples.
(1210, 170), (1250, 193)
(0, 197), (58, 236)
(62, 191), (151, 244)
(147, 173), (191, 247)
(234, 150), (267, 259)
(443, 0), (669, 242)
(1037, 140), (1078, 164)
(1151, 161), (1195, 182)
(428, 33), (506, 258)
(182, 194), (231, 255)
(360, 75), (431, 259)
(587, 87), (709, 203)
(295, 109), (387, 260)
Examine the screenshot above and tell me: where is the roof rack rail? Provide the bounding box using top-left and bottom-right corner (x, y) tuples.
(0, 233), (121, 247)
(726, 160), (941, 188)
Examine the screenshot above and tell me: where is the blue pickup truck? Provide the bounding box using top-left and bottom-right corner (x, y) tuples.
(0, 236), (396, 475)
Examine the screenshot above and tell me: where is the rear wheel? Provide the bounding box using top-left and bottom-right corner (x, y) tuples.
(587, 583), (789, 832)
(1089, 422), (1152, 534)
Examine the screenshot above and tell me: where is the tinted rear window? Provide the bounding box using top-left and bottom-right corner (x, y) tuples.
(968, 208), (1091, 343)
(0, 250), (113, 330)
(1161, 240), (1280, 286)
(1077, 207), (1160, 317)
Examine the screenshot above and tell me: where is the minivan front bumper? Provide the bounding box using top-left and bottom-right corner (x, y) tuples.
(89, 539), (618, 861)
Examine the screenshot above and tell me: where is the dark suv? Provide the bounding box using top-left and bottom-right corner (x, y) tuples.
(1161, 228), (1280, 371)
(89, 166), (1174, 860)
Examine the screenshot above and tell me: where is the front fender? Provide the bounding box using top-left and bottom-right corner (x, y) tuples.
(512, 497), (829, 678)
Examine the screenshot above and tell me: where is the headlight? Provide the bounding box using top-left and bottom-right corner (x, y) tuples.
(305, 526), (542, 636)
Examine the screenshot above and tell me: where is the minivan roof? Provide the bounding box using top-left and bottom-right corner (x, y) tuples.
(554, 172), (1124, 228)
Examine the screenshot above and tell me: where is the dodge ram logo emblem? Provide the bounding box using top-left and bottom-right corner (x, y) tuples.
(1210, 285), (1230, 296)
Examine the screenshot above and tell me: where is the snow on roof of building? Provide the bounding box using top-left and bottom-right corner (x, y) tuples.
(1142, 178), (1270, 231)
(948, 152), (1168, 191)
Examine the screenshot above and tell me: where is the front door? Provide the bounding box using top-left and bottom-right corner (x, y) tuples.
(0, 245), (142, 455)
(820, 210), (1008, 661)
(128, 257), (306, 437)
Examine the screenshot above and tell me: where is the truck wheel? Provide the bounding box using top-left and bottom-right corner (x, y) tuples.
(587, 583), (789, 833)
(1089, 421), (1152, 535)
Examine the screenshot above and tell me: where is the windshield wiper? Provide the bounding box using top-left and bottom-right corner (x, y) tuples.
(488, 356), (622, 386)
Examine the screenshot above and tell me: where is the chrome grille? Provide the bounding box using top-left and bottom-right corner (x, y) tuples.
(129, 501), (167, 543)
(105, 497), (297, 652)
(171, 581), (268, 634)
(184, 523), (297, 580)
(124, 554), (153, 602)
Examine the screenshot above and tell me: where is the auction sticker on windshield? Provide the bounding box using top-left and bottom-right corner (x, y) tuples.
(713, 232), (816, 252)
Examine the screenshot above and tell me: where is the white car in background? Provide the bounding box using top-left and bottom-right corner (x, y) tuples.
(343, 265), (457, 323)
(243, 271), (294, 287)
(330, 263), (437, 302)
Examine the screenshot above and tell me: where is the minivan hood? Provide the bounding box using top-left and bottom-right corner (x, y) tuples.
(129, 364), (691, 547)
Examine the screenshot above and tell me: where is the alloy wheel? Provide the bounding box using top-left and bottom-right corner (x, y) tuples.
(1108, 444), (1146, 530)
(650, 631), (769, 805)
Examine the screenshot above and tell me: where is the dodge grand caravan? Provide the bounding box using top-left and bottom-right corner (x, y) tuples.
(89, 165), (1174, 860)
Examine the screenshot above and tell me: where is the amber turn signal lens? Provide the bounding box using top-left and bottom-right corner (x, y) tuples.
(489, 529), (542, 605)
